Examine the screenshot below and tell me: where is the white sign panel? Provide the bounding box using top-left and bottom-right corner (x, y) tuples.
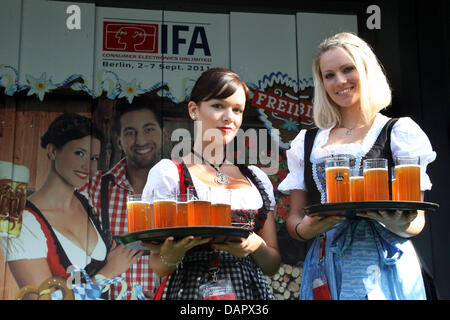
(230, 12), (306, 149)
(296, 12), (358, 79)
(18, 0), (95, 100)
(0, 0), (22, 95)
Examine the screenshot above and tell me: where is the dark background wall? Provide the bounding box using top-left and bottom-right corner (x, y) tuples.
(63, 0), (450, 299)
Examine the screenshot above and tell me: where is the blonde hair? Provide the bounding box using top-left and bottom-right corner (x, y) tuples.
(312, 32), (392, 129)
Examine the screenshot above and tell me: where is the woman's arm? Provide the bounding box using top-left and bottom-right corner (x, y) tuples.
(248, 210), (281, 276)
(8, 258), (53, 300)
(212, 210), (281, 276)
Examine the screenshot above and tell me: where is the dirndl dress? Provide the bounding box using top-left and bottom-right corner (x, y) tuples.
(156, 161), (275, 300)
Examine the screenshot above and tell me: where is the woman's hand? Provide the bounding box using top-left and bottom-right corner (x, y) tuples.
(211, 232), (265, 258)
(145, 235), (212, 264)
(296, 215), (346, 240)
(356, 209), (424, 238)
(356, 210), (416, 226)
(98, 240), (143, 278)
(144, 235), (212, 276)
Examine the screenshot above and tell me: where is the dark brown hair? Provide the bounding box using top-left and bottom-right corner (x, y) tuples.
(189, 68), (250, 104)
(41, 113), (103, 149)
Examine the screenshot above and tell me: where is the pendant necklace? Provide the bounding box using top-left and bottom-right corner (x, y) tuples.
(340, 124), (357, 135)
(191, 149), (229, 185)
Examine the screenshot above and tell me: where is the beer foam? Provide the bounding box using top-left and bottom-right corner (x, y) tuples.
(0, 161), (13, 180)
(12, 164), (30, 183)
(363, 168), (388, 172)
(395, 164), (420, 169)
(325, 166), (349, 171)
(350, 176), (364, 180)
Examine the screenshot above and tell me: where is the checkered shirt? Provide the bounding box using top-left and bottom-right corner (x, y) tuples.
(89, 158), (156, 299)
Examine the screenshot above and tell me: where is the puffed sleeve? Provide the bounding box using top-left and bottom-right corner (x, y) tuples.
(278, 129), (307, 194)
(248, 166), (276, 211)
(0, 210), (47, 261)
(391, 117), (437, 191)
(142, 159), (180, 202)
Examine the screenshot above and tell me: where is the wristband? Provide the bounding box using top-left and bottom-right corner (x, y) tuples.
(160, 254), (183, 268)
(295, 222), (308, 242)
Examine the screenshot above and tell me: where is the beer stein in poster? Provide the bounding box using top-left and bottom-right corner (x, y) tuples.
(187, 186), (212, 226)
(211, 188), (232, 226)
(395, 156), (421, 201)
(363, 158), (389, 201)
(325, 157), (350, 203)
(152, 190), (177, 228)
(126, 194), (152, 232)
(0, 161), (30, 237)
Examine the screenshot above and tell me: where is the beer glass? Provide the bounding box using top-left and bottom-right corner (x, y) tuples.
(391, 167), (398, 201)
(395, 156), (420, 201)
(325, 157), (350, 203)
(363, 158), (389, 201)
(175, 193), (188, 227)
(211, 188), (232, 226)
(152, 189), (177, 228)
(350, 166), (364, 202)
(0, 161), (30, 237)
(126, 194), (152, 232)
(187, 186), (212, 226)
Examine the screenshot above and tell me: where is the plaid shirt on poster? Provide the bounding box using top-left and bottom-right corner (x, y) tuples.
(89, 158), (155, 299)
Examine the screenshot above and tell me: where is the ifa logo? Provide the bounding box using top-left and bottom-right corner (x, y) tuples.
(103, 21), (211, 56)
(103, 21), (158, 53)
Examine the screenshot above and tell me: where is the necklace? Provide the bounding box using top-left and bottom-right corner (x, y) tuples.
(340, 123), (357, 135)
(191, 149), (229, 185)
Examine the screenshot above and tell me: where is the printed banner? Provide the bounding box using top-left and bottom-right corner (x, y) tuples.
(95, 8), (229, 102)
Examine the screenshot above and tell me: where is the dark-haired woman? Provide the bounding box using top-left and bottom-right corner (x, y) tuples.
(142, 68), (281, 300)
(0, 113), (142, 299)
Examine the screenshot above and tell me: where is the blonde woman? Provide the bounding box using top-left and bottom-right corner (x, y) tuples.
(279, 32), (436, 300)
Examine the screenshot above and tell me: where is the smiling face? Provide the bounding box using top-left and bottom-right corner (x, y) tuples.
(116, 108), (164, 170)
(51, 135), (100, 188)
(320, 47), (361, 110)
(189, 85), (246, 147)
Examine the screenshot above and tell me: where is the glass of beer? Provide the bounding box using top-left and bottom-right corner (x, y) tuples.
(175, 192), (188, 227)
(391, 167), (398, 201)
(0, 161), (30, 238)
(363, 158), (389, 201)
(152, 190), (177, 228)
(350, 166), (364, 202)
(395, 156), (421, 201)
(325, 156), (350, 203)
(211, 188), (232, 226)
(126, 194), (152, 232)
(187, 186), (212, 226)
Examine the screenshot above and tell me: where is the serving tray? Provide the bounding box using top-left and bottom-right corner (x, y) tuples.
(303, 201), (439, 218)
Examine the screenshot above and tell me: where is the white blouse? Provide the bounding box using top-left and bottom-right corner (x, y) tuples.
(0, 209), (107, 268)
(278, 113), (436, 194)
(143, 159), (276, 211)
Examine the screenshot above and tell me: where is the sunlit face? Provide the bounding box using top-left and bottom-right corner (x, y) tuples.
(52, 136), (100, 188)
(117, 109), (164, 170)
(189, 85), (246, 146)
(320, 47), (361, 110)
